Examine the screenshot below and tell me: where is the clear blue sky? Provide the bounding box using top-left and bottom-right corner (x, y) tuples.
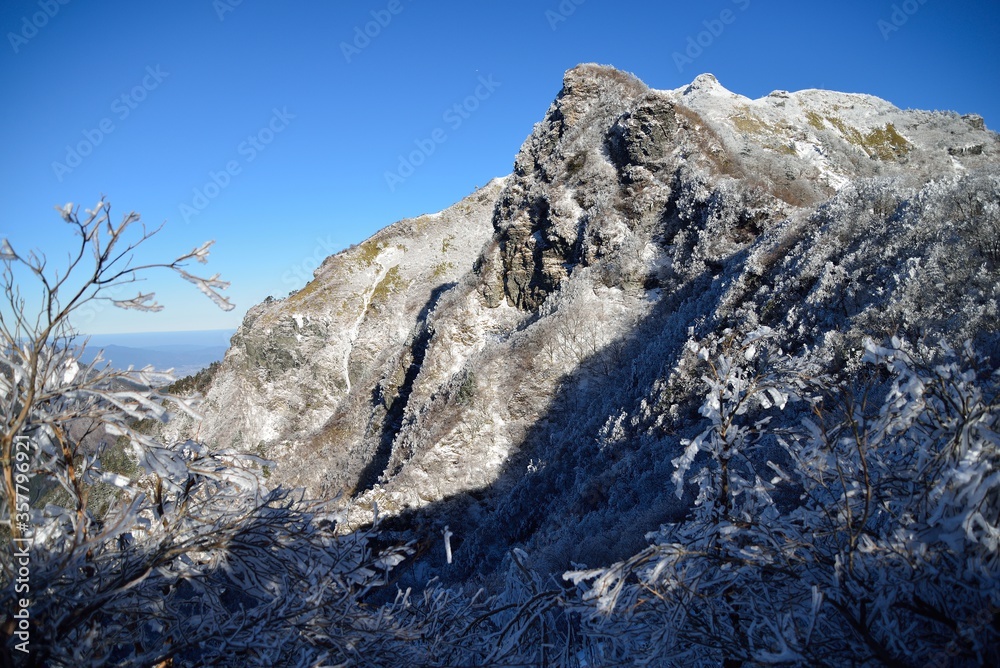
(2, 0), (997, 334)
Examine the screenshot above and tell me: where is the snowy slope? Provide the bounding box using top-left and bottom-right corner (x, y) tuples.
(176, 65), (999, 585)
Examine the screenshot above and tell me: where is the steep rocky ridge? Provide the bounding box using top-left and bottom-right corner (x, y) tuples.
(167, 180), (505, 490)
(179, 64), (1000, 583)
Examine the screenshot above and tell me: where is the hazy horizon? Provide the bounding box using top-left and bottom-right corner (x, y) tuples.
(79, 328), (236, 347)
(74, 328), (235, 377)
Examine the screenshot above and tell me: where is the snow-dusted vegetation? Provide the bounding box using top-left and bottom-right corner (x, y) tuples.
(568, 333), (999, 665)
(3, 66), (999, 665)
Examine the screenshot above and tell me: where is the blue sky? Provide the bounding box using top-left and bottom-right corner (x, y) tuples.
(1, 0), (997, 334)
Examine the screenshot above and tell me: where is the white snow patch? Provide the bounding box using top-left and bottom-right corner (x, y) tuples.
(795, 139), (849, 190)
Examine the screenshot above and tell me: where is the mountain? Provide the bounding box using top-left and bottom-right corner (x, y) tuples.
(169, 64), (999, 588)
(78, 330), (234, 378)
(79, 344), (228, 378)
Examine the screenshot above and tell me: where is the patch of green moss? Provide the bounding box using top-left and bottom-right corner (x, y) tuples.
(355, 240), (387, 268)
(862, 123), (911, 160)
(826, 115), (865, 146)
(805, 111), (826, 131)
(825, 116), (911, 160)
(431, 261), (454, 281)
(285, 242), (391, 310)
(731, 106), (791, 138)
(732, 111), (770, 135)
(455, 372), (476, 406)
(370, 266), (405, 307)
(772, 142), (798, 156)
(285, 277), (325, 307)
(335, 298), (353, 318)
(441, 235), (455, 254)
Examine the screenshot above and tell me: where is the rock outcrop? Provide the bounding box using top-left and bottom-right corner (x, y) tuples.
(179, 64), (1000, 582)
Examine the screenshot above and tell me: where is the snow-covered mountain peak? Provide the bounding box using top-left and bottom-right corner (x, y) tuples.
(171, 65), (999, 590)
(676, 72), (746, 102)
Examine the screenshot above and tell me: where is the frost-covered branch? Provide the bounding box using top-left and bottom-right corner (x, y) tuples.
(566, 336), (1000, 665)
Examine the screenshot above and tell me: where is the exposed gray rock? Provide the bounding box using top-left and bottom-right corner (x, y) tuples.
(171, 64), (1000, 584)
(607, 94), (678, 169)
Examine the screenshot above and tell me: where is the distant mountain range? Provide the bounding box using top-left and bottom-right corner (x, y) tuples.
(78, 329), (234, 378)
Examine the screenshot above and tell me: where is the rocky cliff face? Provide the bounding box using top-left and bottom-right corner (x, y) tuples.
(181, 64), (1000, 581)
(173, 179), (506, 497)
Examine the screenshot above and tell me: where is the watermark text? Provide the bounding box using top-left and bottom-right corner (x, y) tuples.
(214, 0), (244, 21)
(7, 0), (72, 54)
(673, 0), (750, 73)
(545, 0), (587, 31)
(51, 65), (170, 182)
(11, 435), (34, 655)
(281, 236), (342, 292)
(179, 107), (295, 224)
(384, 75), (500, 192)
(878, 0), (930, 40)
(341, 0), (408, 63)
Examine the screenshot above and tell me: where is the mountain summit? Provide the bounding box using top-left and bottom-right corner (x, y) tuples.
(173, 64), (999, 582)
